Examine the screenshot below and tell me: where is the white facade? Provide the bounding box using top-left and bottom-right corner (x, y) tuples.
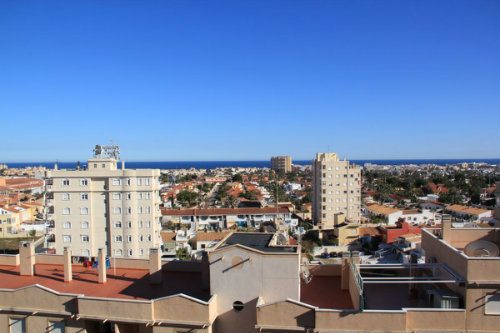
(45, 158), (162, 258)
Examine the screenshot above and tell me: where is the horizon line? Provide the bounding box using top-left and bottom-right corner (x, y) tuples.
(2, 157), (500, 164)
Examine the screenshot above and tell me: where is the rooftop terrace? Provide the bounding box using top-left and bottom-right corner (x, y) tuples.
(0, 263), (210, 301)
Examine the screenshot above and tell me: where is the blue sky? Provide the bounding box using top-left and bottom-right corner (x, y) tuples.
(1, 0), (499, 161)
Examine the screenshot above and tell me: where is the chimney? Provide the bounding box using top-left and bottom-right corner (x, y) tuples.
(19, 241), (35, 276)
(201, 251), (210, 291)
(149, 248), (162, 284)
(98, 248), (106, 284)
(64, 247), (72, 282)
(441, 214), (452, 243)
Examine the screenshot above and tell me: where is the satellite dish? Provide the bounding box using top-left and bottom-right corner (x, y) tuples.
(464, 240), (499, 257)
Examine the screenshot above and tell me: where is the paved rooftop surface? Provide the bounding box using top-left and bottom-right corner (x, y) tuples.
(0, 264), (210, 301)
(300, 276), (353, 309)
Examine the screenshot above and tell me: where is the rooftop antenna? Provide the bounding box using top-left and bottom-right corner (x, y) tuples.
(93, 141), (120, 160)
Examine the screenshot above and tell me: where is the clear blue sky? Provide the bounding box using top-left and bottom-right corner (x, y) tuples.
(1, 0), (499, 161)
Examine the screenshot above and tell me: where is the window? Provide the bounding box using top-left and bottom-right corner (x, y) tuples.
(139, 235), (143, 242)
(112, 178), (121, 186)
(63, 221), (71, 229)
(81, 221), (89, 229)
(62, 179), (70, 186)
(101, 164), (105, 168)
(145, 192), (151, 200)
(115, 235), (122, 242)
(127, 221), (132, 228)
(9, 317), (26, 333)
(126, 193), (131, 200)
(128, 249), (133, 256)
(63, 207), (71, 215)
(112, 193), (121, 200)
(146, 206), (151, 214)
(113, 207), (121, 214)
(127, 207), (132, 214)
(82, 249), (90, 256)
(147, 234), (152, 242)
(139, 248), (144, 256)
(114, 221), (122, 228)
(93, 164), (97, 168)
(138, 192), (143, 200)
(146, 220), (151, 228)
(127, 235), (132, 242)
(81, 235), (89, 242)
(62, 193), (70, 201)
(114, 249), (123, 256)
(137, 178), (142, 186)
(145, 178), (150, 185)
(80, 179), (88, 186)
(126, 179), (131, 185)
(138, 206), (143, 214)
(80, 207), (89, 215)
(81, 193), (88, 200)
(63, 235), (71, 243)
(139, 220), (143, 228)
(485, 293), (500, 315)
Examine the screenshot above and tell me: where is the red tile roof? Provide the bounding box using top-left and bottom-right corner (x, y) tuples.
(161, 207), (290, 216)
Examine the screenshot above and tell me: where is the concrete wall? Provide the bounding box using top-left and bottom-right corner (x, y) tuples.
(406, 309), (466, 331)
(36, 253), (65, 265)
(209, 246), (300, 333)
(0, 254), (19, 265)
(421, 229), (468, 279)
(78, 298), (153, 322)
(308, 264), (341, 276)
(257, 300), (315, 329)
(153, 295), (211, 324)
(465, 287), (500, 332)
(0, 286), (77, 313)
(348, 264), (361, 310)
(315, 309), (406, 332)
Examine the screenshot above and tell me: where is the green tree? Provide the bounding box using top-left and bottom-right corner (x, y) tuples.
(176, 190), (199, 206)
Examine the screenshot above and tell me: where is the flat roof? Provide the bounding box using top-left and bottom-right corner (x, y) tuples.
(0, 264), (210, 301)
(219, 233), (298, 253)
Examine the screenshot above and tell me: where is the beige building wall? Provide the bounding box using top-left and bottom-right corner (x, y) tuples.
(45, 158), (162, 258)
(209, 246), (300, 333)
(312, 153), (361, 224)
(270, 156), (292, 173)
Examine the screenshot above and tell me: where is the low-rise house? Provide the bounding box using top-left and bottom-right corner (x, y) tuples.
(446, 204), (492, 221)
(196, 231), (230, 251)
(420, 200), (446, 210)
(365, 203), (436, 225)
(380, 221), (423, 243)
(161, 207), (293, 231)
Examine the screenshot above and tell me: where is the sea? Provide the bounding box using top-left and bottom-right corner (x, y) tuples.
(2, 159), (499, 170)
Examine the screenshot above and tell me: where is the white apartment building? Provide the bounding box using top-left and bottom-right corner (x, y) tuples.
(45, 152), (162, 258)
(312, 152), (361, 225)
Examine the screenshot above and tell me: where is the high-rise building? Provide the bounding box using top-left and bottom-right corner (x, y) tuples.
(312, 152), (361, 225)
(44, 145), (162, 258)
(270, 155), (292, 173)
